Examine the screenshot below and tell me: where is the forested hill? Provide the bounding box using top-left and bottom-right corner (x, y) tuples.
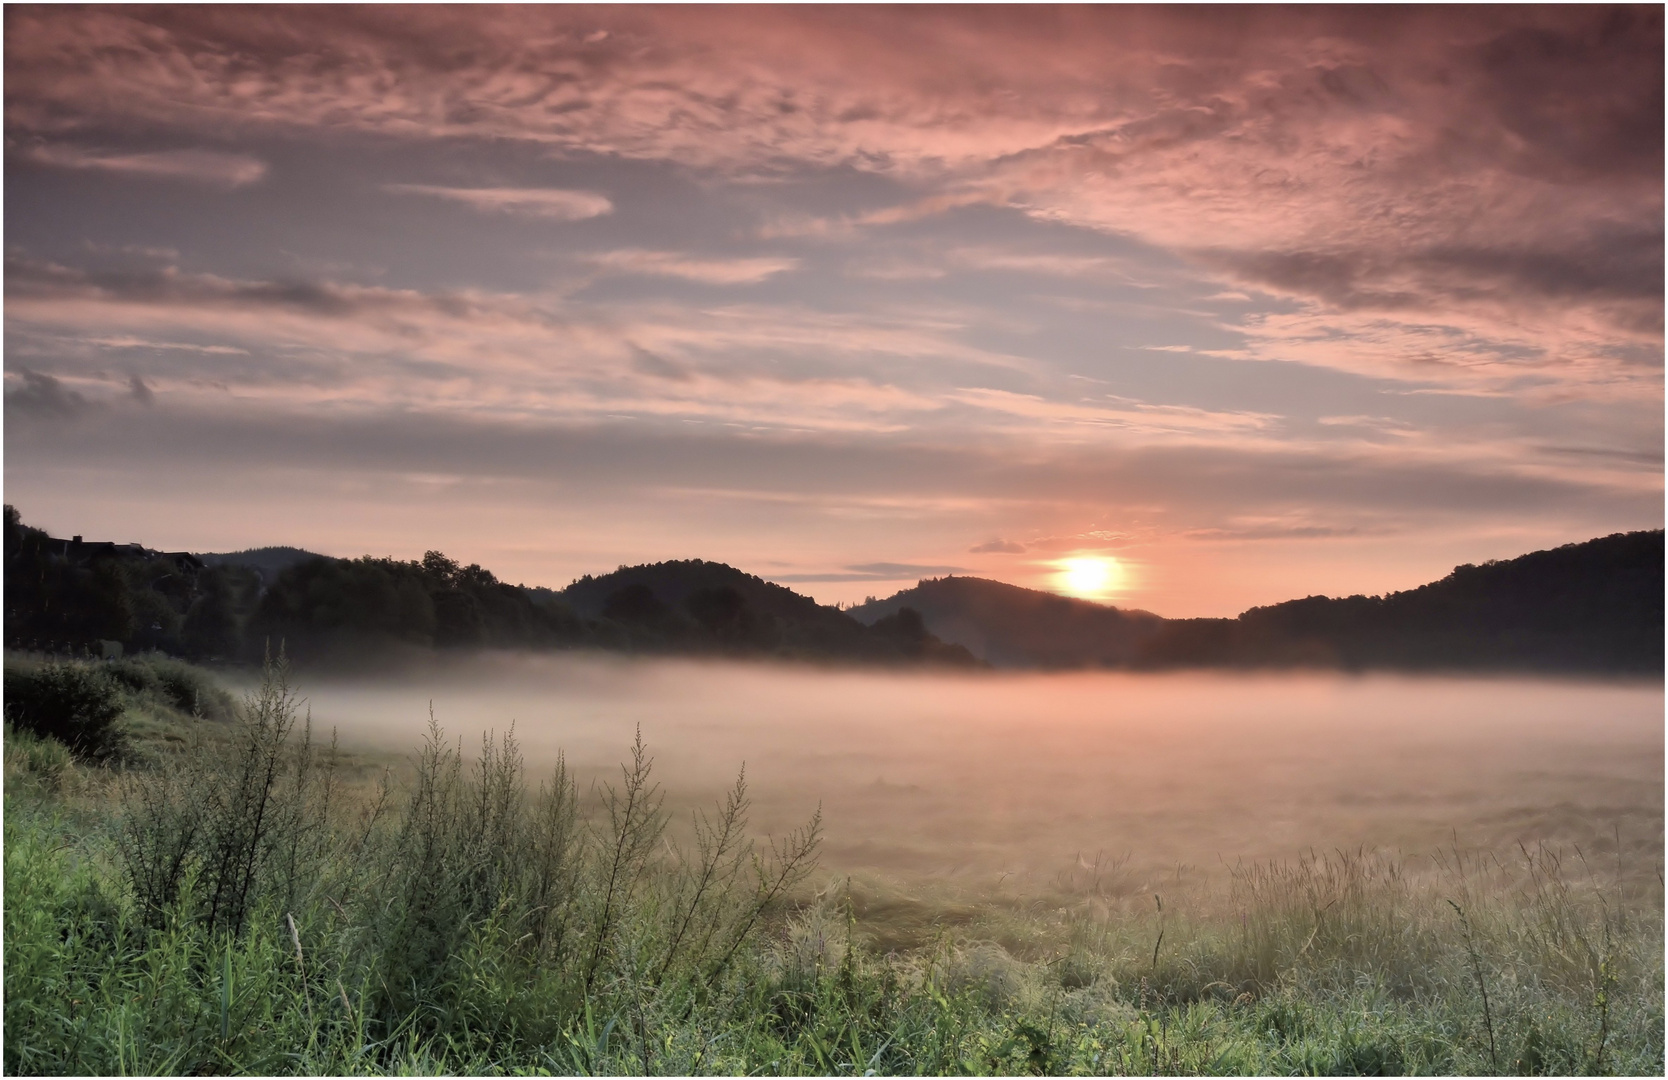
(1137, 529), (1664, 673)
(5, 504), (1656, 673)
(2, 508), (976, 669)
(856, 530), (1663, 674)
(552, 559), (976, 664)
(847, 577), (1163, 668)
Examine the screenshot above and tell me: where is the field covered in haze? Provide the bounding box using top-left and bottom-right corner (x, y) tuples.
(278, 654), (1664, 894)
(5, 651), (1662, 1075)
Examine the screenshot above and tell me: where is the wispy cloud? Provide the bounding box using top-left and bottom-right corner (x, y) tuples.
(586, 250), (799, 284)
(20, 144), (267, 186)
(951, 387), (1280, 440)
(769, 561), (969, 583)
(83, 335), (249, 356)
(1317, 415), (1418, 438)
(383, 184), (613, 220)
(3, 6), (1658, 614)
(7, 7), (1658, 393)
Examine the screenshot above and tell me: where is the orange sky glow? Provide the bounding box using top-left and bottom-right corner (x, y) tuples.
(4, 6), (1661, 616)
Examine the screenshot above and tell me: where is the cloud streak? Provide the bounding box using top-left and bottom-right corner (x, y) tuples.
(384, 184), (612, 220)
(8, 6), (1655, 394)
(7, 11), (1660, 366)
(586, 250), (798, 284)
(2, 6), (1657, 613)
(20, 144), (267, 186)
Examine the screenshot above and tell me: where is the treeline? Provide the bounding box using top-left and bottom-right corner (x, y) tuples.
(3, 506), (585, 664)
(254, 551), (585, 661)
(4, 506), (254, 660)
(1138, 530), (1664, 673)
(2, 508), (976, 669)
(556, 558), (975, 664)
(849, 529), (1663, 674)
(848, 575), (1163, 668)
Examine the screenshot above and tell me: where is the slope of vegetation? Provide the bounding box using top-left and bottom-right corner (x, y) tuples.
(4, 508), (974, 670)
(250, 550), (588, 664)
(1142, 529), (1664, 673)
(848, 576), (1163, 668)
(4, 507), (262, 662)
(3, 656), (1660, 1075)
(857, 531), (1664, 674)
(557, 559), (978, 664)
(10, 502), (1655, 675)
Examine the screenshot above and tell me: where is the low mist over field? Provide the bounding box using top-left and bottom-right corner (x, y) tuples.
(5, 7), (1661, 1071)
(281, 655), (1663, 894)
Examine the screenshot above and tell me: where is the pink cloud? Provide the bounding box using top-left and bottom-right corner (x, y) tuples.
(5, 7), (1657, 398)
(585, 250), (798, 284)
(383, 184), (612, 220)
(950, 387), (1280, 442)
(19, 144), (267, 186)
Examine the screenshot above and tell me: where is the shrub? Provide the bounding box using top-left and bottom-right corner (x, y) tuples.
(3, 725), (73, 792)
(3, 661), (127, 761)
(118, 653), (343, 936)
(106, 653), (236, 721)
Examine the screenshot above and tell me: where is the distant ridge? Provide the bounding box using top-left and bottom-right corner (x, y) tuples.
(1139, 529), (1664, 673)
(847, 576), (1163, 668)
(555, 558), (978, 665)
(3, 504), (979, 669)
(5, 502), (1658, 674)
(851, 530), (1664, 674)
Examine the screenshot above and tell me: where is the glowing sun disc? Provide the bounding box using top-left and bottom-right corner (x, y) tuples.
(1059, 556), (1121, 599)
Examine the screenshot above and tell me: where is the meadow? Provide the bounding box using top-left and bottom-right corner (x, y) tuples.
(4, 651), (1662, 1075)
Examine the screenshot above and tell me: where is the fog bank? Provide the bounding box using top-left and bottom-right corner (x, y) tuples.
(276, 655), (1663, 893)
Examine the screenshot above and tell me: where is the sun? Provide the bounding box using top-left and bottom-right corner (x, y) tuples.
(1057, 556), (1122, 600)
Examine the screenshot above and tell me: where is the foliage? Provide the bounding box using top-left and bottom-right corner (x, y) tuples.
(566, 559), (981, 664)
(4, 504), (262, 660)
(106, 651), (237, 721)
(3, 659), (129, 761)
(6, 773), (1662, 1077)
(1140, 530), (1665, 672)
(249, 550), (585, 660)
(118, 654), (342, 937)
(3, 655), (1661, 1075)
(3, 724), (74, 793)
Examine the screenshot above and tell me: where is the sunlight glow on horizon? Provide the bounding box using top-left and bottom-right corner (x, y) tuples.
(2, 7), (1658, 619)
(1056, 556), (1124, 601)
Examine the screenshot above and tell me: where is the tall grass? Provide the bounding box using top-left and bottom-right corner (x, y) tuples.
(2, 656), (1661, 1075)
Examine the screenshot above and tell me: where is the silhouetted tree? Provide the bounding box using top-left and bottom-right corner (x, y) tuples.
(604, 583), (670, 623)
(686, 586), (754, 641)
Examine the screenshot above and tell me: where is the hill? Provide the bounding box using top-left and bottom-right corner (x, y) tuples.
(2, 506), (976, 669)
(556, 559), (978, 665)
(853, 531), (1662, 674)
(5, 502), (1655, 674)
(847, 576), (1163, 668)
(1139, 529), (1664, 673)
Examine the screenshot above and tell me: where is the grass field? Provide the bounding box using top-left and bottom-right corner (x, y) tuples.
(4, 653), (1662, 1075)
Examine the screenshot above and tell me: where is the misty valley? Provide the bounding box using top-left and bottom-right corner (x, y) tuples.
(280, 655), (1664, 899)
(5, 505), (1666, 1074)
(7, 6), (1663, 1075)
(6, 552), (1663, 1074)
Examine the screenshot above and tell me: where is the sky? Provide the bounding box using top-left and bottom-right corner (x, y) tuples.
(3, 5), (1662, 617)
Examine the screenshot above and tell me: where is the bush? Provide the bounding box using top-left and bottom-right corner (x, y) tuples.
(3, 725), (73, 792)
(3, 661), (127, 761)
(119, 654), (341, 936)
(106, 653), (236, 721)
(108, 658), (826, 1065)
